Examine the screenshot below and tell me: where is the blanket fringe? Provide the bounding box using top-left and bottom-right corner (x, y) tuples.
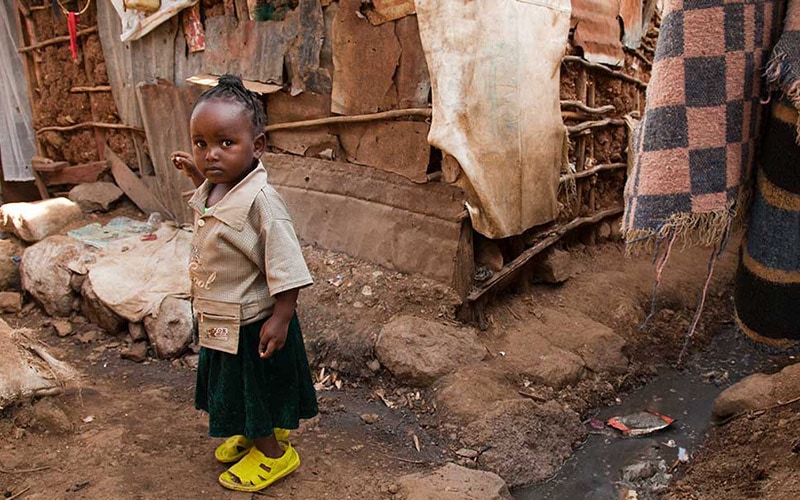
(766, 46), (800, 140)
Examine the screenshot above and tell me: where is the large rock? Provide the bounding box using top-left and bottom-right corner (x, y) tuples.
(396, 463), (512, 500)
(434, 364), (520, 423)
(490, 326), (585, 389)
(375, 315), (486, 386)
(532, 248), (572, 284)
(463, 399), (586, 488)
(0, 239), (21, 290)
(712, 363), (800, 421)
(68, 182), (124, 212)
(81, 278), (125, 334)
(21, 236), (86, 317)
(0, 198), (83, 242)
(535, 307), (628, 374)
(144, 297), (193, 359)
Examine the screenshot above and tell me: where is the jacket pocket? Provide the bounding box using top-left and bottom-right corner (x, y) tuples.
(194, 298), (241, 355)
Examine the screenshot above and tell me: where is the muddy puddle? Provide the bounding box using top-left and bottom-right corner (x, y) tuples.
(516, 326), (785, 500)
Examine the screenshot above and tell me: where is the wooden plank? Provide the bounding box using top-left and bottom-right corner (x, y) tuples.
(135, 80), (199, 224)
(96, 0), (178, 128)
(107, 148), (172, 219)
(39, 161), (108, 186)
(337, 120), (430, 183)
(331, 0), (401, 115)
(266, 91), (338, 155)
(203, 15), (293, 86)
(266, 153), (469, 289)
(286, 0), (330, 94)
(395, 16), (430, 109)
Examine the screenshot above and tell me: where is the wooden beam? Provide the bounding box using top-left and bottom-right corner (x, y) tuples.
(567, 118), (626, 135)
(264, 108), (432, 133)
(35, 122), (144, 134)
(106, 147), (174, 220)
(560, 163), (626, 183)
(458, 206), (624, 329)
(562, 56), (648, 88)
(69, 85), (113, 93)
(39, 160), (108, 185)
(18, 26), (98, 53)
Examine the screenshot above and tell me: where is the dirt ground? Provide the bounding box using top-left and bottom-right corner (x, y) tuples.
(1, 205), (798, 499)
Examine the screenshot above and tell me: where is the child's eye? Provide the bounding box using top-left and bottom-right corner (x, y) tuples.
(222, 140), (233, 147)
(194, 140), (206, 148)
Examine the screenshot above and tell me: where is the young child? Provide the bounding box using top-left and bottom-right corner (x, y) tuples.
(171, 74), (317, 493)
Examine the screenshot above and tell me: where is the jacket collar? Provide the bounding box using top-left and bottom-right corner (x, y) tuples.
(188, 161), (267, 231)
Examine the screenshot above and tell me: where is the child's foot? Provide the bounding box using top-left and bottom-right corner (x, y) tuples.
(218, 443), (300, 492)
(215, 430), (291, 463)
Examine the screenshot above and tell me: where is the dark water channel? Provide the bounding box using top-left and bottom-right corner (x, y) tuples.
(516, 327), (785, 500)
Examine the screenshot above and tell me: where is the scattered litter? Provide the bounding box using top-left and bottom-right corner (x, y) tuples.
(678, 447), (689, 463)
(663, 439), (677, 448)
(327, 274), (344, 287)
(374, 389), (396, 409)
(607, 411), (675, 436)
(140, 234), (158, 241)
(361, 413), (380, 424)
(588, 418), (605, 430)
(81, 415), (94, 423)
(67, 216), (152, 248)
(412, 433), (421, 452)
(498, 351), (506, 357)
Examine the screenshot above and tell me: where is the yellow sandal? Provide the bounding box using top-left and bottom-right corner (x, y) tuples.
(218, 443), (300, 492)
(215, 429), (291, 463)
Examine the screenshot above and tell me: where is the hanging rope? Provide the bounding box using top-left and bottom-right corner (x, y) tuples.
(55, 0), (93, 62)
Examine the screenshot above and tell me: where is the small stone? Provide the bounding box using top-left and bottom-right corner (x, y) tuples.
(387, 484), (399, 494)
(361, 285), (373, 296)
(128, 322), (147, 342)
(71, 314), (88, 325)
(532, 248), (572, 284)
(0, 291), (22, 313)
(52, 320), (73, 337)
(182, 353), (200, 370)
(597, 222), (612, 240)
(367, 359), (381, 372)
(120, 342), (148, 363)
(456, 448), (479, 459)
(360, 413), (380, 424)
(621, 461), (657, 483)
(353, 301), (365, 309)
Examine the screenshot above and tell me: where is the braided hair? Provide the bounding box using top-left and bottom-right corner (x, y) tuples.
(194, 74), (266, 135)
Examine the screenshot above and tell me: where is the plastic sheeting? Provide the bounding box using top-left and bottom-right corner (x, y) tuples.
(109, 0), (197, 42)
(0, 1), (36, 182)
(416, 0), (571, 239)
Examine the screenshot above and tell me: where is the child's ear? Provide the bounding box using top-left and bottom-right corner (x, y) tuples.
(253, 132), (266, 157)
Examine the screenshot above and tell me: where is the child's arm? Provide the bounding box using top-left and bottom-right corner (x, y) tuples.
(258, 288), (299, 359)
(170, 150), (206, 188)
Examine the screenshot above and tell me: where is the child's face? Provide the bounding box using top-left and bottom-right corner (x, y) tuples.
(190, 99), (265, 185)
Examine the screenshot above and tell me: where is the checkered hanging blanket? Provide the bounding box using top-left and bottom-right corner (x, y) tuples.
(623, 0), (785, 248)
(735, 0), (800, 354)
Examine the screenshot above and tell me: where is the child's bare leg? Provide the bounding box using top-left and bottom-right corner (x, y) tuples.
(253, 434), (283, 458)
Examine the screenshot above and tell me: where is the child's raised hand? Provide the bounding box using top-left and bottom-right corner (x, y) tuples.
(171, 150), (205, 188)
(258, 315), (290, 359)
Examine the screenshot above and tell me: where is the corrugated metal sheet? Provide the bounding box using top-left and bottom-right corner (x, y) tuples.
(571, 0), (624, 66)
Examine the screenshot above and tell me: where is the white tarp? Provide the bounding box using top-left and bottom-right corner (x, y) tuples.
(415, 0), (571, 238)
(85, 223), (192, 322)
(0, 1), (36, 182)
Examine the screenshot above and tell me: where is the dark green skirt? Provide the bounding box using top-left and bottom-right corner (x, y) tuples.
(194, 314), (318, 439)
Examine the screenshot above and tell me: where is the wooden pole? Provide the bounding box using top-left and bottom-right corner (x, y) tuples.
(18, 26), (98, 53)
(35, 122), (145, 134)
(563, 56), (648, 88)
(70, 85), (113, 93)
(264, 108), (432, 133)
